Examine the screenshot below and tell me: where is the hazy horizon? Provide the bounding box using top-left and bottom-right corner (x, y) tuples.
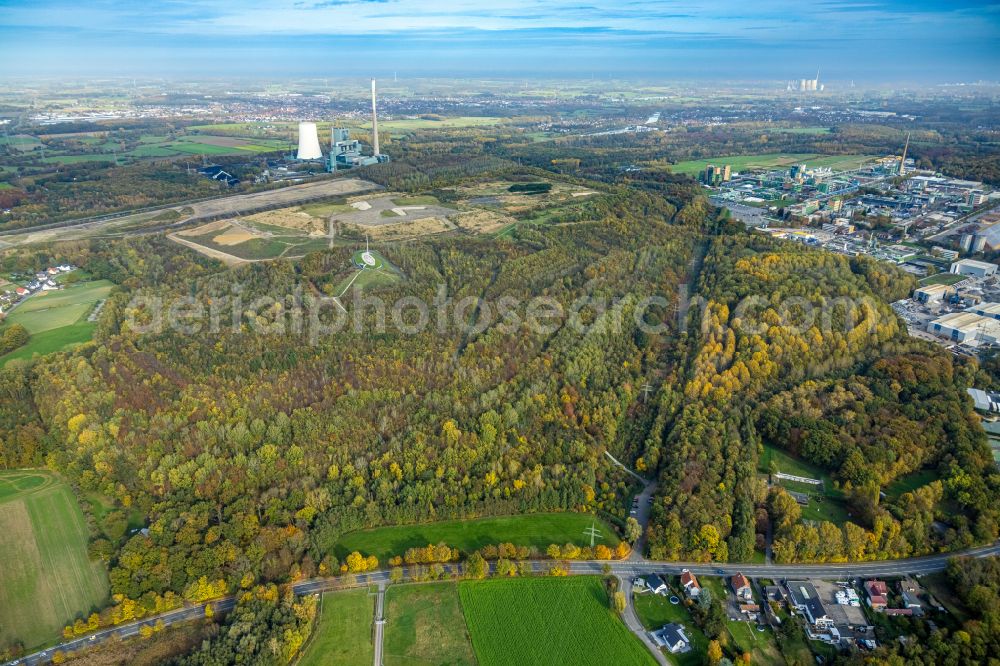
(1, 0), (998, 82)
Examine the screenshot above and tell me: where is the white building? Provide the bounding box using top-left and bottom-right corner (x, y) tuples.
(927, 312), (1000, 344)
(913, 284), (956, 304)
(950, 259), (998, 278)
(970, 302), (1000, 320)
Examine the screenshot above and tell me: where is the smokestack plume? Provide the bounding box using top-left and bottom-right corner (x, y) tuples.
(371, 78), (380, 157)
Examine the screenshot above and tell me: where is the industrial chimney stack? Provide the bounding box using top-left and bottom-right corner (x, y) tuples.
(371, 78), (380, 157)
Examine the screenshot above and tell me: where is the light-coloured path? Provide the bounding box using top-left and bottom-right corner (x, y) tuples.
(618, 575), (669, 666)
(373, 582), (386, 666)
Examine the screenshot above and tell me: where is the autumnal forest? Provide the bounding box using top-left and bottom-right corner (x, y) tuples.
(1, 159), (998, 661)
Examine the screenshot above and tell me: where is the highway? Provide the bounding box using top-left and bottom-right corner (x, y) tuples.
(6, 540), (1000, 666)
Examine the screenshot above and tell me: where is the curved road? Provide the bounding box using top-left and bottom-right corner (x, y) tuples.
(6, 540), (1000, 666)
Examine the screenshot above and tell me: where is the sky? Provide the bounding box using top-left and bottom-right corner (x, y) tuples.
(0, 0), (998, 82)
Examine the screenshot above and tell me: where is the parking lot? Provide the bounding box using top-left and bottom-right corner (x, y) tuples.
(812, 580), (872, 639)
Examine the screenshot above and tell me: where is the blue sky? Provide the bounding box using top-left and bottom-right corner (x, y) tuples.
(0, 0), (998, 81)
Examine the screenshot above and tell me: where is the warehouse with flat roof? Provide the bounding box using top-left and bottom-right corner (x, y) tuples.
(927, 311), (1000, 344)
(913, 284), (956, 304)
(970, 302), (1000, 320)
(950, 259), (998, 278)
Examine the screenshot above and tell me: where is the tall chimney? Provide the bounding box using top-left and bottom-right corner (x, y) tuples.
(371, 78), (380, 157)
(899, 131), (910, 176)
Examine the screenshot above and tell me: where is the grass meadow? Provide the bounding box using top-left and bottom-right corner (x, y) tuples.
(1, 279), (111, 366)
(383, 582), (476, 666)
(459, 576), (657, 666)
(0, 470), (109, 650)
(670, 153), (874, 176)
(297, 588), (374, 666)
(333, 512), (620, 561)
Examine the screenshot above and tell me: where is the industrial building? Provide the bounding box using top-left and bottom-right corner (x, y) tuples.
(951, 259), (999, 278)
(967, 387), (1000, 413)
(927, 311), (1000, 344)
(970, 302), (1000, 320)
(296, 79), (390, 171)
(786, 581), (834, 630)
(913, 284), (957, 304)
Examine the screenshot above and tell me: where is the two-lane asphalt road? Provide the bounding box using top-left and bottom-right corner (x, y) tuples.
(6, 540), (1000, 666)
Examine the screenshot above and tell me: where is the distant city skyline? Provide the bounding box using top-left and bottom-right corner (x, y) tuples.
(0, 0), (998, 81)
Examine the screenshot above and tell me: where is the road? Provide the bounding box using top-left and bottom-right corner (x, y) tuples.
(373, 583), (386, 666)
(618, 575), (668, 666)
(0, 177), (380, 247)
(6, 540), (1000, 666)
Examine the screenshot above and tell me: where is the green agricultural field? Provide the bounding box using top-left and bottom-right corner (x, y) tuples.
(384, 582), (476, 666)
(333, 512), (619, 561)
(1, 280), (111, 366)
(670, 153), (874, 176)
(459, 577), (657, 666)
(0, 322), (96, 366)
(374, 116), (503, 132)
(297, 589), (374, 666)
(3, 280), (112, 335)
(0, 470), (109, 651)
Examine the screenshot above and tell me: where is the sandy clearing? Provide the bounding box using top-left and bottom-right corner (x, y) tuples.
(351, 201), (372, 211)
(243, 207), (324, 233)
(168, 232), (249, 266)
(344, 216), (451, 240)
(452, 209), (516, 234)
(212, 229), (257, 246)
(177, 219), (230, 237)
(572, 191), (597, 197)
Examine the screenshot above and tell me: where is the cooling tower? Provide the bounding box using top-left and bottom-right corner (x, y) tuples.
(297, 122), (322, 160)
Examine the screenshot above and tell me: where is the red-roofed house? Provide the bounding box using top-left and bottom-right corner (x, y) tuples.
(680, 569), (701, 598)
(731, 573), (753, 601)
(865, 580), (888, 610)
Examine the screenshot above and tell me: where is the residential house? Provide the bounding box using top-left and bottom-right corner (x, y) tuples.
(637, 574), (668, 596)
(739, 603), (760, 620)
(649, 623), (691, 654)
(731, 573), (753, 601)
(680, 569), (701, 598)
(786, 581), (835, 630)
(864, 581), (888, 610)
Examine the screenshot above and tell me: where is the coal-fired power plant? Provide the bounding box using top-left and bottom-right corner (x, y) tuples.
(296, 122), (323, 160)
(296, 80), (389, 170)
